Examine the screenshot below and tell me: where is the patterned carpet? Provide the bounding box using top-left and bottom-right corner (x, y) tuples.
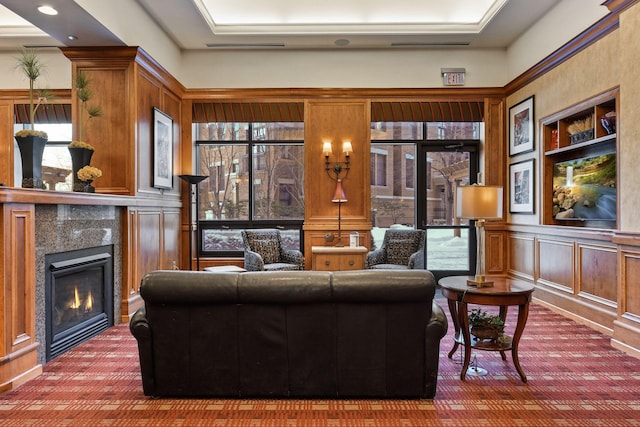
(1, 300), (640, 426)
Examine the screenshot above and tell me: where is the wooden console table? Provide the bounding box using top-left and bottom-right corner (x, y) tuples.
(438, 276), (535, 382)
(311, 245), (368, 271)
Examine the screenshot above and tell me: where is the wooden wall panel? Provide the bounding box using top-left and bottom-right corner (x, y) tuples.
(620, 248), (640, 317)
(538, 238), (574, 291)
(162, 209), (181, 270)
(76, 67), (131, 194)
(303, 100), (371, 269)
(0, 102), (13, 186)
(486, 230), (505, 274)
(508, 233), (535, 280)
(578, 243), (617, 303)
(137, 210), (162, 277)
(0, 203), (40, 392)
(136, 72), (162, 195)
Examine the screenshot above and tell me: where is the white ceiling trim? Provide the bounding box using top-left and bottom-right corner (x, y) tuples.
(193, 0), (510, 36)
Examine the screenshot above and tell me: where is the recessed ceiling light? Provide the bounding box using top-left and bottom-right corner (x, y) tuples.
(37, 5), (58, 16)
(67, 35), (78, 41)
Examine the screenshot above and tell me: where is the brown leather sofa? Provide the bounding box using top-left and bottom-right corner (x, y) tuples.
(130, 269), (448, 398)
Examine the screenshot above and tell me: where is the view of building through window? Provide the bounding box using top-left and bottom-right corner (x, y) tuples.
(195, 120), (482, 276)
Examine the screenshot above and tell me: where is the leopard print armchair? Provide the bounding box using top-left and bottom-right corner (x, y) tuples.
(241, 229), (305, 271)
(365, 228), (425, 270)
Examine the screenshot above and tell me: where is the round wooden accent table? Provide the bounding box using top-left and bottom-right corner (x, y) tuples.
(438, 276), (535, 382)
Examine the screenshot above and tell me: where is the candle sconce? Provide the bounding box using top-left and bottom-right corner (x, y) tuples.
(323, 140), (352, 182)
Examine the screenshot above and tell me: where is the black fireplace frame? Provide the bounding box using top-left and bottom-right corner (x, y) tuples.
(45, 245), (114, 361)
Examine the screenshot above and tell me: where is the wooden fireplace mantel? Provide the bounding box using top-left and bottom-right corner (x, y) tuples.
(0, 187), (181, 393)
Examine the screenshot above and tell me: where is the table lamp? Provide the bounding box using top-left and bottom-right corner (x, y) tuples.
(456, 184), (503, 287)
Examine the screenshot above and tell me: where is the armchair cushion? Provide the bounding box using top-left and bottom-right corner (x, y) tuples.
(386, 239), (415, 266)
(252, 239), (280, 264)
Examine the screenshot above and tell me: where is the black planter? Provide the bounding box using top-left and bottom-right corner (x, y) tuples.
(15, 134), (47, 189)
(69, 147), (94, 192)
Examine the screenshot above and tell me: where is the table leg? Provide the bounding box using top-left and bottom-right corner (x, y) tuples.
(447, 298), (461, 359)
(458, 301), (472, 381)
(498, 306), (508, 361)
(511, 302), (530, 383)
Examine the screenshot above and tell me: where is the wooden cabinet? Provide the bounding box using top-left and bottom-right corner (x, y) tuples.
(541, 88), (618, 228)
(311, 246), (368, 271)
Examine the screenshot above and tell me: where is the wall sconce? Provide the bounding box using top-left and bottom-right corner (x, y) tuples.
(456, 183), (503, 287)
(323, 140), (352, 181)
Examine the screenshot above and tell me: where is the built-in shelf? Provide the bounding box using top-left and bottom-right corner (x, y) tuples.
(541, 88), (619, 229)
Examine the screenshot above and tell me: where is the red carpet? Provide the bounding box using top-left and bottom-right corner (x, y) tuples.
(1, 300), (640, 426)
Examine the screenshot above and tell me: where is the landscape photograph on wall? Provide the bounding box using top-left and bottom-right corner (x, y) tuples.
(552, 152), (616, 221)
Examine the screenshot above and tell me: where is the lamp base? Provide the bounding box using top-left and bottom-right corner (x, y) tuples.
(467, 276), (494, 288)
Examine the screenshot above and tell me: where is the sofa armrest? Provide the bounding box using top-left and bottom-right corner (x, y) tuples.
(365, 248), (385, 268)
(423, 300), (448, 398)
(244, 249), (264, 271)
(129, 307), (156, 396)
(281, 249), (304, 269)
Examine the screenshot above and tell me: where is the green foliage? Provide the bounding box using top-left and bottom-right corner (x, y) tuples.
(468, 308), (505, 334)
(74, 71), (103, 142)
(15, 48), (48, 132)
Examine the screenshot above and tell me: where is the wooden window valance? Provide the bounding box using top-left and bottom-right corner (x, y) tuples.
(192, 102), (305, 123)
(14, 103), (72, 124)
(371, 101), (484, 122)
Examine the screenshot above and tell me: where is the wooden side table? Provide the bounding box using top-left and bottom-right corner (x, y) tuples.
(438, 276), (535, 382)
(311, 246), (368, 271)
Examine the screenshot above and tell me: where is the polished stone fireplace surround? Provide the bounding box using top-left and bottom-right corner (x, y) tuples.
(35, 205), (123, 364)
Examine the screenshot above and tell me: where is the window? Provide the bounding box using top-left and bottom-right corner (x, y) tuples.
(370, 121), (481, 280)
(405, 155), (414, 189)
(195, 122), (304, 256)
(371, 149), (388, 186)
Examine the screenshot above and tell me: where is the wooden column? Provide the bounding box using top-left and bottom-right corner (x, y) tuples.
(303, 100), (372, 269)
(0, 203), (41, 392)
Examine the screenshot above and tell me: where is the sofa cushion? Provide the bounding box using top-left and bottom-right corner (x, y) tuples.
(252, 239), (280, 264)
(386, 239), (415, 266)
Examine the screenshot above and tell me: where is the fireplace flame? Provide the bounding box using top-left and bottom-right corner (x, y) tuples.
(69, 286), (81, 309)
(85, 291), (94, 312)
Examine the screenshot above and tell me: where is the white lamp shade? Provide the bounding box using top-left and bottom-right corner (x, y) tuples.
(456, 185), (503, 219)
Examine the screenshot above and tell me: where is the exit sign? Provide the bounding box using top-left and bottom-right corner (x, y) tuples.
(441, 68), (466, 86)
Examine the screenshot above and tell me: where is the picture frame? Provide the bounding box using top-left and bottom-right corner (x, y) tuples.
(509, 159), (535, 214)
(153, 107), (173, 189)
(509, 96), (534, 156)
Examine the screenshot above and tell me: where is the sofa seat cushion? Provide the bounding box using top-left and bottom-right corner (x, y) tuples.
(264, 263), (301, 271)
(369, 263), (410, 270)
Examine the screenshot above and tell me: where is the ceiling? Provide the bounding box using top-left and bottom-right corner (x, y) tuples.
(0, 0), (560, 51)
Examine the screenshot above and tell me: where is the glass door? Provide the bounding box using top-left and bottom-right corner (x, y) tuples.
(416, 142), (479, 281)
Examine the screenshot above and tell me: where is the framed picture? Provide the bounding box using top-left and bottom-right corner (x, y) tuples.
(509, 159), (535, 214)
(153, 107), (173, 189)
(509, 96), (534, 156)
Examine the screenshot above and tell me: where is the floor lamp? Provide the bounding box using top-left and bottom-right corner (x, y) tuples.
(331, 179), (348, 247)
(179, 174), (208, 271)
(456, 184), (503, 287)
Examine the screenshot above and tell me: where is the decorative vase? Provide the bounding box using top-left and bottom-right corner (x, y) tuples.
(82, 180), (95, 193)
(69, 147), (94, 192)
(15, 134), (47, 189)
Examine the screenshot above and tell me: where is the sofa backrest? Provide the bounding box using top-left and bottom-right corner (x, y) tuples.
(137, 269), (438, 398)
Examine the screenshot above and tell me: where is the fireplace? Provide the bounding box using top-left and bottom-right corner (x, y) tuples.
(45, 245), (114, 361)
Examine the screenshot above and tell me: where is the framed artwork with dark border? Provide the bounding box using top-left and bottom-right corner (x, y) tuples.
(509, 158), (535, 214)
(153, 107), (173, 189)
(509, 96), (534, 156)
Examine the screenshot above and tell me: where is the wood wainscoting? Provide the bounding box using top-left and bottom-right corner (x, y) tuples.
(502, 223), (640, 358)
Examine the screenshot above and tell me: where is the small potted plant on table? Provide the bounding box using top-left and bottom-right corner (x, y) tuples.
(468, 308), (505, 342)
